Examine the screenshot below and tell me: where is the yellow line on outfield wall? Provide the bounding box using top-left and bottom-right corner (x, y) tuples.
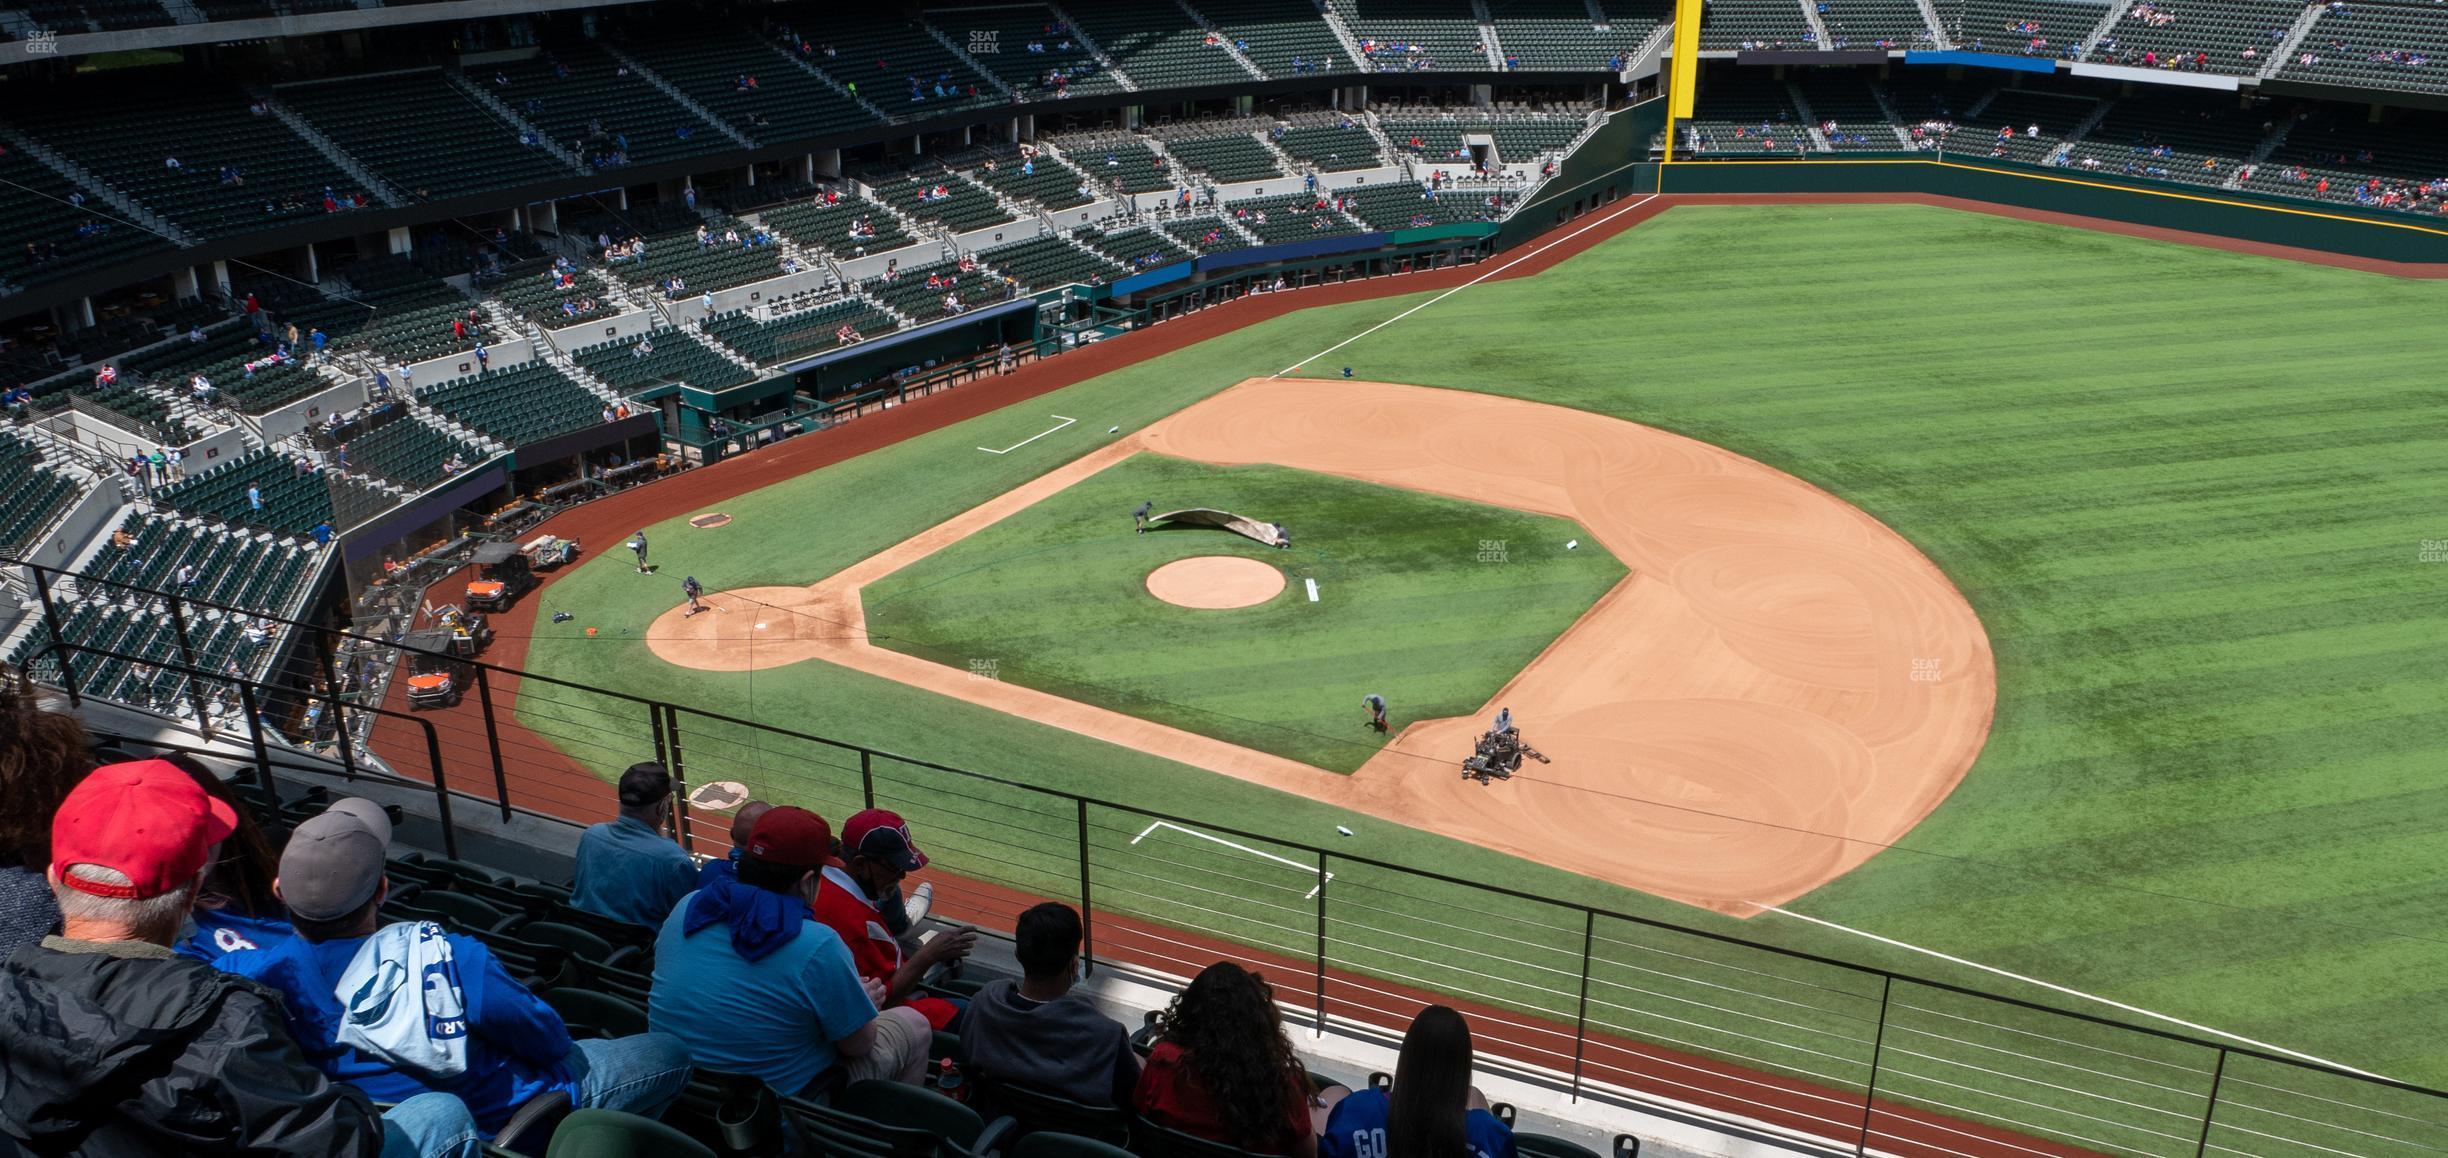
(1655, 158), (2448, 238)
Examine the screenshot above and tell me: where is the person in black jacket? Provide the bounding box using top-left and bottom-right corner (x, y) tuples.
(0, 759), (483, 1157)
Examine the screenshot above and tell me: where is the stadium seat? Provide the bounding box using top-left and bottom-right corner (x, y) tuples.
(967, 1077), (1129, 1146)
(542, 987), (651, 1039)
(546, 1109), (716, 1158)
(835, 1079), (1011, 1154)
(1011, 1134), (1134, 1158)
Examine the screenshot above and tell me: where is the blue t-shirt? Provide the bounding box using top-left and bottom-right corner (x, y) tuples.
(1322, 1089), (1515, 1158)
(646, 891), (878, 1095)
(569, 815), (698, 929)
(178, 905), (295, 964)
(219, 926), (576, 1132)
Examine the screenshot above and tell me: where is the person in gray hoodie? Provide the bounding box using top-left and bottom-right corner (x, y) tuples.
(955, 903), (1138, 1107)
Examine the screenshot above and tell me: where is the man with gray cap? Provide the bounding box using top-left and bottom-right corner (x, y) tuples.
(570, 761), (698, 929)
(219, 799), (692, 1142)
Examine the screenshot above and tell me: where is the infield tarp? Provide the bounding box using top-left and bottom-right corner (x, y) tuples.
(1149, 508), (1288, 548)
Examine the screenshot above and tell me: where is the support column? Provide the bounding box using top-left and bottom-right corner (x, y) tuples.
(304, 242), (320, 283)
(172, 266), (200, 302)
(388, 226), (412, 255)
(532, 200), (559, 234)
(75, 297), (97, 328)
(211, 260), (232, 296)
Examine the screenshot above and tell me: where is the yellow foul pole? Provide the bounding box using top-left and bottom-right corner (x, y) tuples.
(1663, 0), (1706, 164)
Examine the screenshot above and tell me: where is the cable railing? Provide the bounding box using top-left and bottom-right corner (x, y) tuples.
(11, 554), (2448, 1158)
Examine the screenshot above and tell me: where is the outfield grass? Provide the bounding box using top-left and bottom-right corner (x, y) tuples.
(861, 456), (1624, 771)
(518, 202), (2448, 1095)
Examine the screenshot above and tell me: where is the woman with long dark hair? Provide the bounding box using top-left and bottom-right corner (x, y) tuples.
(165, 754), (294, 962)
(1135, 962), (1334, 1156)
(0, 669), (95, 959)
(1323, 1006), (1515, 1158)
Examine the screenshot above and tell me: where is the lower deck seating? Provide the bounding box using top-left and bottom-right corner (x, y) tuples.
(759, 195), (918, 259)
(573, 333), (755, 393)
(1271, 121), (1382, 170)
(1225, 192), (1365, 243)
(83, 510), (318, 615)
(1055, 138), (1175, 194)
(1161, 129), (1284, 182)
(419, 363), (608, 445)
(1161, 216), (1248, 253)
(977, 234), (1127, 290)
(860, 261), (1010, 322)
(702, 299), (897, 364)
(0, 431), (85, 550)
(1338, 181), (1511, 229)
(153, 448), (365, 536)
(342, 412), (485, 488)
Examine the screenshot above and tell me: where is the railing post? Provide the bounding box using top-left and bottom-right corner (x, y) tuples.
(236, 681), (273, 791)
(1314, 848), (1329, 1037)
(1076, 797), (1095, 977)
(27, 565), (81, 705)
(419, 718), (459, 860)
(1858, 975), (1893, 1158)
(2194, 1049), (2228, 1158)
(861, 749), (876, 810)
(312, 627), (358, 780)
(649, 698), (670, 767)
(1570, 909), (1595, 1103)
(473, 666), (511, 821)
(663, 704), (695, 855)
(162, 592), (212, 729)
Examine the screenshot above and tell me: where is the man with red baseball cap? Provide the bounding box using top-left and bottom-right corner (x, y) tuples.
(814, 809), (975, 1031)
(0, 760), (397, 1156)
(647, 806), (933, 1092)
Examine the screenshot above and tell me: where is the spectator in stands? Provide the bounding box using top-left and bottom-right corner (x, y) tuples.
(699, 800), (773, 890)
(814, 809), (975, 1030)
(647, 806), (932, 1092)
(220, 799), (691, 1140)
(570, 762), (697, 930)
(0, 761), (424, 1157)
(158, 755), (294, 965)
(1321, 1006), (1512, 1158)
(312, 520), (335, 546)
(955, 902), (1137, 1106)
(0, 671), (93, 959)
(1136, 962), (1339, 1157)
(247, 484), (263, 512)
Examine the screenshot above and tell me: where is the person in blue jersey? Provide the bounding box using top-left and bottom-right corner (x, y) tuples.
(1322, 1006), (1515, 1158)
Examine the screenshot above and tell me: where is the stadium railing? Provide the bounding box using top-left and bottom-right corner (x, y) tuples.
(11, 554), (2448, 1158)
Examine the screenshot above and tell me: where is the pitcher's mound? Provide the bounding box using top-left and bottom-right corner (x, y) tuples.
(1146, 556), (1286, 609)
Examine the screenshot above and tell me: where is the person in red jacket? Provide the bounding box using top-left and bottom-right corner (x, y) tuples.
(812, 810), (975, 1030)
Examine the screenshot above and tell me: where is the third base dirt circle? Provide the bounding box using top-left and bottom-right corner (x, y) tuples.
(1145, 556), (1286, 609)
(646, 378), (1996, 913)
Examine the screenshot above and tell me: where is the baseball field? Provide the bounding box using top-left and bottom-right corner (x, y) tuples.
(506, 199), (2448, 1110)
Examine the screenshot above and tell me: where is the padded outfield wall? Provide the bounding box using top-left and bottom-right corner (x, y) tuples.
(1643, 154), (2448, 266)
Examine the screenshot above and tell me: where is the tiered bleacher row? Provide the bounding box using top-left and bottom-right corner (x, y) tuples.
(0, 431), (87, 552)
(419, 361), (609, 446)
(704, 298), (896, 364)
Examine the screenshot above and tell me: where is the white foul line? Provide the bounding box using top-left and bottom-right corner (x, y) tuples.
(1272, 192), (1662, 379)
(1132, 820), (1334, 899)
(1746, 902), (2392, 1080)
(978, 414), (1077, 454)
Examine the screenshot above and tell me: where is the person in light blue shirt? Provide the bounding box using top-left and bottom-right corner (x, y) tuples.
(569, 762), (698, 930)
(1322, 1006), (1515, 1158)
(646, 806), (931, 1094)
